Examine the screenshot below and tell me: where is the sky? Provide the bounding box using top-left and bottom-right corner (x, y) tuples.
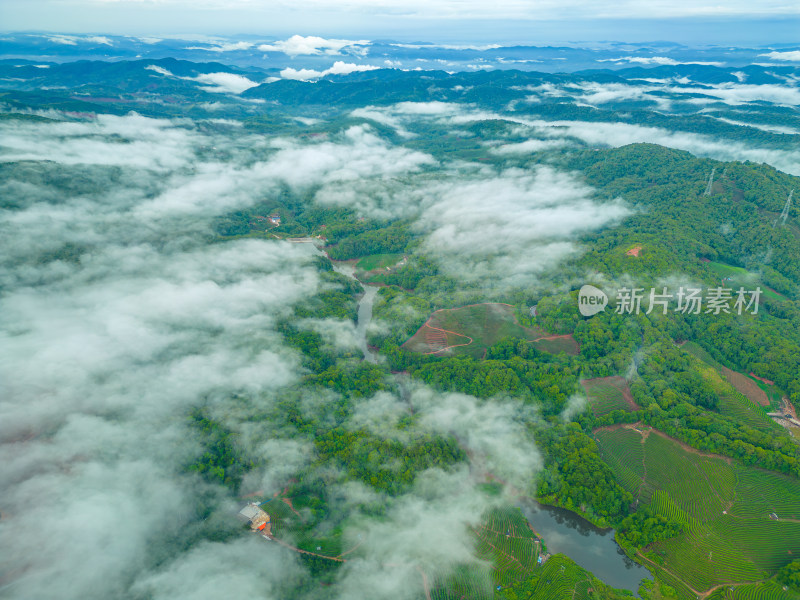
(1, 0), (800, 44)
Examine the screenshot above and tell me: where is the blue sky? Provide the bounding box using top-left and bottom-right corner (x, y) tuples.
(1, 0), (799, 44)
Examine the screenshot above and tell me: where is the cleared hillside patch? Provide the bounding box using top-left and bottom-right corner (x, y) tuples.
(403, 303), (579, 359)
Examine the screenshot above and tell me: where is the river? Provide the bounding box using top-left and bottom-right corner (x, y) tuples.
(331, 256), (646, 591)
(331, 261), (378, 363)
(519, 500), (648, 594)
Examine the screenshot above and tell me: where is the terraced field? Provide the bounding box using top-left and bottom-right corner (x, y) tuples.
(429, 508), (539, 599)
(474, 508), (541, 587)
(582, 376), (639, 416)
(594, 427), (800, 595)
(430, 563), (492, 600)
(683, 342), (775, 408)
(495, 554), (636, 600)
(595, 426), (648, 499)
(707, 581), (800, 600)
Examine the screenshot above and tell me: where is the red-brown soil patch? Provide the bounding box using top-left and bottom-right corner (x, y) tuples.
(626, 246), (642, 257)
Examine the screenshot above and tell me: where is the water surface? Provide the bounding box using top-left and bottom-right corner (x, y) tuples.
(519, 500), (648, 594)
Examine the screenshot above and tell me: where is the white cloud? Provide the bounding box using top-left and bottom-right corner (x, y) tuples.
(415, 166), (631, 285)
(0, 115), (325, 599)
(145, 64), (172, 76)
(194, 72), (260, 94)
(710, 116), (800, 135)
(85, 35), (113, 46)
(490, 138), (570, 154)
(258, 34), (369, 57)
(279, 61), (380, 81)
(145, 64), (260, 94)
(260, 124), (435, 187)
(599, 56), (724, 66)
(186, 41), (254, 52)
(45, 34), (78, 45)
(532, 119), (800, 175)
(0, 113), (200, 170)
(759, 50), (800, 61)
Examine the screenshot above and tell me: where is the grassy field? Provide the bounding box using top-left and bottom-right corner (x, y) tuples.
(594, 426), (800, 595)
(581, 376), (639, 416)
(355, 253), (404, 272)
(403, 303), (579, 359)
(704, 259), (785, 302)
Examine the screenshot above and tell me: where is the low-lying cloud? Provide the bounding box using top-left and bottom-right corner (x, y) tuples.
(259, 34), (369, 57)
(280, 61), (380, 81)
(0, 113), (325, 599)
(145, 64), (261, 94)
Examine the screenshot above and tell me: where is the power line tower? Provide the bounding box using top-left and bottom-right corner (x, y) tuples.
(703, 168), (715, 196)
(773, 190), (794, 228)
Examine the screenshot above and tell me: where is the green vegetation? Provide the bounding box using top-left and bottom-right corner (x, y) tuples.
(704, 259), (785, 302)
(496, 554), (637, 600)
(536, 423), (633, 526)
(582, 377), (638, 416)
(187, 408), (251, 490)
(596, 427), (800, 594)
(777, 560), (800, 593)
(356, 252), (404, 272)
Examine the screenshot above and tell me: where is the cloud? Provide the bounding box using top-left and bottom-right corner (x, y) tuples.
(332, 384), (543, 598)
(145, 64), (260, 94)
(258, 34), (369, 57)
(490, 138), (570, 154)
(0, 113), (326, 599)
(599, 56), (724, 66)
(42, 34), (112, 46)
(335, 467), (493, 600)
(193, 72), (261, 94)
(85, 35), (113, 46)
(524, 79), (800, 109)
(392, 101), (465, 115)
(398, 99), (800, 175)
(531, 119), (800, 175)
(186, 41), (255, 52)
(45, 34), (78, 45)
(132, 537), (303, 600)
(257, 124), (436, 188)
(0, 112), (200, 170)
(279, 61), (380, 81)
(759, 50), (800, 61)
(415, 166), (631, 287)
(710, 116), (800, 135)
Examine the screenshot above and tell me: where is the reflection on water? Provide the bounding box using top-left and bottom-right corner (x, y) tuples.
(519, 500), (648, 594)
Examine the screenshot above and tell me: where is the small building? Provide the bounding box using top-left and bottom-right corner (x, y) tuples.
(238, 503), (271, 533)
(770, 512), (779, 521)
(269, 214), (281, 225)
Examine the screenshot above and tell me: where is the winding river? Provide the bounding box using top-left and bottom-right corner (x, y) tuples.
(331, 261), (378, 363)
(331, 256), (647, 593)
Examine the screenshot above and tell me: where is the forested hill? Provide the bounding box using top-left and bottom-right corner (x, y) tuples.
(3, 52), (800, 600)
